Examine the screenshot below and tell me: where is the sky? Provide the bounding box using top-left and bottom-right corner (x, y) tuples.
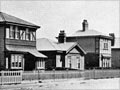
(0, 0), (119, 41)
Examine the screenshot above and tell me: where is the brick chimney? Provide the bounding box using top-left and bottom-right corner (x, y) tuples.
(58, 30), (66, 43)
(109, 33), (115, 46)
(82, 19), (88, 31)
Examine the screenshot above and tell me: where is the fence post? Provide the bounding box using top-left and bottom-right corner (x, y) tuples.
(93, 68), (96, 79)
(53, 69), (55, 81)
(1, 71), (3, 85)
(0, 71), (2, 86)
(79, 70), (81, 79)
(38, 70), (40, 82)
(67, 69), (68, 79)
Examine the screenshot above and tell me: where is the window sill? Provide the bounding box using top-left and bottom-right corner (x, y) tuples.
(103, 49), (109, 50)
(6, 38), (36, 42)
(11, 67), (22, 69)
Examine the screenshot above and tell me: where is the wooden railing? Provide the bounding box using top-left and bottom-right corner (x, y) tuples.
(0, 70), (22, 85)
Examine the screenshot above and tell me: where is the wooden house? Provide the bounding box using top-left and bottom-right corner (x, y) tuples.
(37, 38), (86, 70)
(111, 37), (120, 68)
(0, 12), (47, 71)
(58, 20), (114, 69)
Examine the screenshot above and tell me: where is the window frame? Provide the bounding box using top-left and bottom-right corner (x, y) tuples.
(11, 54), (23, 69)
(36, 59), (45, 69)
(77, 57), (80, 69)
(6, 26), (10, 39)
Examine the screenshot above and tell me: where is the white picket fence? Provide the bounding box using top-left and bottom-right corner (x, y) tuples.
(0, 70), (22, 85)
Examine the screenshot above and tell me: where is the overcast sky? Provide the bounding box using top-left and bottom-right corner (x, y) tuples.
(1, 0), (119, 41)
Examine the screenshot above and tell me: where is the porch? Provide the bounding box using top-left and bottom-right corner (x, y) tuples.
(4, 45), (47, 71)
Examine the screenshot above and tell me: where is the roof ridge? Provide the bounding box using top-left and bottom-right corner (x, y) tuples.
(0, 12), (6, 21)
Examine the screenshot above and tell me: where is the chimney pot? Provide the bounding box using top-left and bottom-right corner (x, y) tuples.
(82, 19), (88, 31)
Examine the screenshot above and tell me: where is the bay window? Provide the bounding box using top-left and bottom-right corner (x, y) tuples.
(11, 54), (23, 69)
(6, 25), (36, 41)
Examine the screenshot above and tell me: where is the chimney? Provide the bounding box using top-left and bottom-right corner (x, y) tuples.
(109, 33), (115, 46)
(82, 19), (88, 31)
(58, 30), (66, 43)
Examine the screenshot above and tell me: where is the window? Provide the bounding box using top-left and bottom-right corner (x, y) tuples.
(20, 29), (25, 40)
(30, 30), (36, 41)
(95, 38), (99, 49)
(36, 59), (44, 69)
(6, 25), (36, 41)
(26, 28), (30, 40)
(6, 27), (10, 38)
(33, 31), (36, 41)
(6, 57), (8, 69)
(103, 43), (108, 50)
(11, 54), (23, 69)
(10, 26), (15, 39)
(20, 30), (23, 40)
(15, 27), (20, 39)
(68, 56), (71, 68)
(77, 57), (80, 69)
(107, 60), (109, 67)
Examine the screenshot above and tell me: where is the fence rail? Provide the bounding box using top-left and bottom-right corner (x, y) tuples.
(22, 69), (120, 80)
(0, 69), (120, 84)
(0, 70), (22, 85)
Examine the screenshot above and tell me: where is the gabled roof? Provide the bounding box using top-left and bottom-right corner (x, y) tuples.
(67, 29), (112, 39)
(36, 38), (86, 54)
(0, 12), (40, 28)
(58, 42), (86, 54)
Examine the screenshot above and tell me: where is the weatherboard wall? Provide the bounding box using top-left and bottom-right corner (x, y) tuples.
(0, 25), (5, 70)
(66, 37), (96, 53)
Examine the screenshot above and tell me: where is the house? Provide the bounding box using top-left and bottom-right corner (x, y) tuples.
(112, 48), (120, 68)
(37, 36), (86, 70)
(0, 12), (47, 71)
(63, 20), (114, 69)
(111, 37), (120, 68)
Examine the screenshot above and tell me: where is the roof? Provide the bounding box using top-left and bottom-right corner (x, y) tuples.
(6, 45), (47, 58)
(36, 38), (86, 54)
(112, 48), (120, 50)
(67, 29), (112, 39)
(0, 12), (40, 28)
(58, 42), (86, 54)
(37, 38), (61, 51)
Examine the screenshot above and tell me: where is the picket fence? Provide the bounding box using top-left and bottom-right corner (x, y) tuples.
(22, 69), (120, 80)
(0, 70), (22, 85)
(0, 69), (120, 85)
